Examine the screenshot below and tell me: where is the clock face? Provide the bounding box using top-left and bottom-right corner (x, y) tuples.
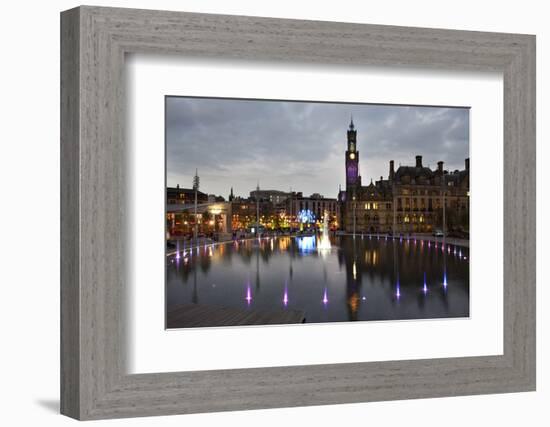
(349, 153), (356, 160)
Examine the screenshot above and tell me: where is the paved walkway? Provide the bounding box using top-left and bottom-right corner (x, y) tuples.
(167, 304), (306, 328)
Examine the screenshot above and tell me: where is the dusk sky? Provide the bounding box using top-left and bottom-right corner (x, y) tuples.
(166, 97), (469, 199)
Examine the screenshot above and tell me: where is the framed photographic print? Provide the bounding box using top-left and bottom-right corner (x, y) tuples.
(164, 96), (471, 329)
(61, 6), (536, 420)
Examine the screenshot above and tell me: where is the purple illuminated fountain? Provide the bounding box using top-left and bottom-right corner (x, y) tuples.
(322, 288), (329, 306)
(423, 272), (428, 294)
(283, 281), (289, 307)
(396, 276), (401, 300)
(245, 283), (252, 305)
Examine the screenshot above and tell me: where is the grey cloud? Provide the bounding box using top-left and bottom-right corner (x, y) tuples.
(166, 97), (469, 199)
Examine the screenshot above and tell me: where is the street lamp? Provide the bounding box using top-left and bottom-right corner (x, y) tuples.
(193, 169), (199, 246)
(440, 165), (446, 245)
(255, 182), (260, 237)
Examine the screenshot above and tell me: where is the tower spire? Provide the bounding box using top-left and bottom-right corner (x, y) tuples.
(192, 169), (199, 191)
(349, 114), (355, 130)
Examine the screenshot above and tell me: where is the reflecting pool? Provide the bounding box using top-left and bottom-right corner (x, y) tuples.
(166, 235), (469, 328)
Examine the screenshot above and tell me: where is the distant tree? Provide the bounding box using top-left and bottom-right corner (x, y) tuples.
(272, 214), (281, 230)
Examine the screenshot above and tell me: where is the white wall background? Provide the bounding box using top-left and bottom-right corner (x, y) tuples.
(0, 0), (546, 425)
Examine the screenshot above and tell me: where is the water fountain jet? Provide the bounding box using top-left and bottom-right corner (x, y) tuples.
(317, 211), (332, 252)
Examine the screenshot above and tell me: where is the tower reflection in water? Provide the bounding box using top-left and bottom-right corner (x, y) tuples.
(166, 234), (469, 326)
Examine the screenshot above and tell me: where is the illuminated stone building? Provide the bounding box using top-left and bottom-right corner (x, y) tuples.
(249, 189), (291, 204)
(229, 198), (273, 231)
(285, 192), (339, 229)
(166, 184), (208, 204)
(166, 184), (230, 237)
(338, 119), (469, 234)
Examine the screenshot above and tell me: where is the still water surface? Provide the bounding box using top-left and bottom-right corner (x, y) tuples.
(166, 235), (469, 327)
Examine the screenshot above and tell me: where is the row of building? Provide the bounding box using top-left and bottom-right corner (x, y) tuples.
(339, 118), (469, 234)
(166, 119), (469, 237)
(167, 185), (339, 237)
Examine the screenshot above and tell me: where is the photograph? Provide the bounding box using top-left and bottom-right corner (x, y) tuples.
(165, 96), (470, 329)
(51, 3), (537, 421)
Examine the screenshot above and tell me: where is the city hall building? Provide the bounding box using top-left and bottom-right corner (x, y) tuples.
(338, 119), (470, 234)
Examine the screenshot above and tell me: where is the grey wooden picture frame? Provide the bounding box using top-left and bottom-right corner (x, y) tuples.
(60, 5), (536, 420)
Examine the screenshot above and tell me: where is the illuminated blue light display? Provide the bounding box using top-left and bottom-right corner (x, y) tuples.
(297, 209), (315, 224)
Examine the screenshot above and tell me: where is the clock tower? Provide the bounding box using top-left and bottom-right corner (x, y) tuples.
(345, 116), (361, 195)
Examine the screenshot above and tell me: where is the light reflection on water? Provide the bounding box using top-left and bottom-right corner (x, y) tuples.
(166, 235), (469, 327)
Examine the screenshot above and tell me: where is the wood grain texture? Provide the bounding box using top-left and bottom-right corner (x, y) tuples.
(60, 6), (536, 420)
(60, 7), (80, 419)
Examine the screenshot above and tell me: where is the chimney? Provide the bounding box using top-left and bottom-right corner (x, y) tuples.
(389, 160), (395, 180)
(465, 158), (470, 171)
(437, 161), (444, 173)
(415, 155), (423, 168)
